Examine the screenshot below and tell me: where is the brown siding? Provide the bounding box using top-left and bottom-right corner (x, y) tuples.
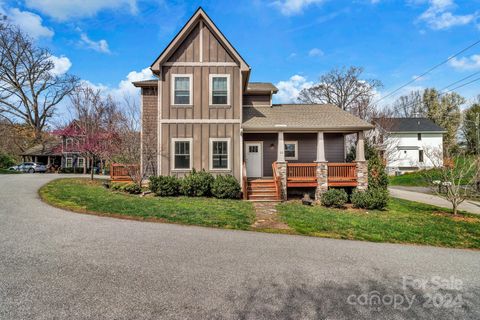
(161, 123), (240, 180)
(243, 94), (271, 106)
(167, 24), (200, 63)
(203, 24), (235, 63)
(324, 133), (345, 162)
(141, 87), (158, 176)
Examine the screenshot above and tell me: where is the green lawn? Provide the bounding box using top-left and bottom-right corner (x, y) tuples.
(39, 178), (255, 230)
(0, 168), (21, 174)
(277, 198), (480, 249)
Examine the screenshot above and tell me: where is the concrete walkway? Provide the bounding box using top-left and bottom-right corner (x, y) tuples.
(1, 174), (480, 319)
(389, 187), (480, 214)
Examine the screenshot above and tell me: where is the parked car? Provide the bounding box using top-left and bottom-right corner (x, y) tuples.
(9, 162), (47, 173)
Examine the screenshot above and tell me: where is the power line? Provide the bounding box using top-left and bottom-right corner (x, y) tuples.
(439, 71), (480, 91)
(375, 39), (480, 104)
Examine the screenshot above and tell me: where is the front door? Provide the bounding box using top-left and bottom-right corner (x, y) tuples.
(245, 142), (262, 177)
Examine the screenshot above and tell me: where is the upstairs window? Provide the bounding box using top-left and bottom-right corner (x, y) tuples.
(210, 138), (230, 170)
(418, 133), (422, 141)
(419, 150), (424, 163)
(172, 74), (192, 105)
(210, 74), (230, 105)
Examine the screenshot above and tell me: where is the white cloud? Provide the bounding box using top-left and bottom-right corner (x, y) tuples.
(308, 48), (324, 57)
(5, 8), (54, 39)
(273, 0), (325, 16)
(274, 75), (314, 103)
(449, 54), (480, 70)
(24, 0), (138, 21)
(84, 67), (154, 100)
(79, 33), (110, 54)
(49, 55), (72, 76)
(418, 0), (478, 30)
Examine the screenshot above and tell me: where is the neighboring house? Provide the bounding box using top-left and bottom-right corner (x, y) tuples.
(374, 118), (446, 175)
(20, 138), (62, 167)
(134, 7), (373, 200)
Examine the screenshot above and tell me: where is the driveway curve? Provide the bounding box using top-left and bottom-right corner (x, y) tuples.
(1, 174), (480, 320)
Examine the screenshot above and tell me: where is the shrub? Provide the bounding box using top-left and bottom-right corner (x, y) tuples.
(122, 183), (142, 194)
(149, 175), (180, 197)
(351, 188), (389, 210)
(368, 152), (388, 191)
(180, 169), (214, 197)
(110, 182), (127, 191)
(212, 175), (241, 199)
(321, 189), (348, 208)
(0, 153), (16, 168)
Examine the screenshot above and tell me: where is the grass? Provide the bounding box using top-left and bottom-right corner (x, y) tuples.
(277, 198), (480, 249)
(0, 168), (21, 174)
(39, 178), (255, 230)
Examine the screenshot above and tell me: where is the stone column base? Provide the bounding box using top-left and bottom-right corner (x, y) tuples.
(276, 162), (288, 200)
(315, 161), (328, 201)
(355, 160), (368, 191)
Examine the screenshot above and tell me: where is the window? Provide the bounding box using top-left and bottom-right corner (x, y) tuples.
(65, 157), (73, 168)
(419, 150), (424, 163)
(171, 74), (192, 105)
(172, 138), (192, 170)
(77, 157), (85, 168)
(209, 74), (230, 105)
(210, 138), (230, 170)
(249, 145), (258, 153)
(284, 141), (298, 160)
(418, 133), (422, 141)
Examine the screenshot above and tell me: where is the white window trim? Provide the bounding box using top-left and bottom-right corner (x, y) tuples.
(171, 74), (193, 106)
(77, 157), (85, 168)
(65, 157), (73, 168)
(171, 138), (193, 171)
(284, 141), (298, 160)
(209, 138), (231, 171)
(209, 74), (230, 106)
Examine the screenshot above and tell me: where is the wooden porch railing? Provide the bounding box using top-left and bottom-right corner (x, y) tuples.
(272, 161), (282, 200)
(242, 161), (248, 200)
(286, 163), (317, 187)
(327, 163), (357, 187)
(110, 163), (138, 182)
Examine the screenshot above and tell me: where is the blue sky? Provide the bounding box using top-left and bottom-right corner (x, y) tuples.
(3, 0), (480, 110)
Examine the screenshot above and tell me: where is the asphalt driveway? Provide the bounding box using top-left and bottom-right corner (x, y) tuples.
(1, 174), (480, 319)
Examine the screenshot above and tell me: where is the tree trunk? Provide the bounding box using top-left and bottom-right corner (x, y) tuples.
(90, 157), (94, 180)
(452, 203), (458, 215)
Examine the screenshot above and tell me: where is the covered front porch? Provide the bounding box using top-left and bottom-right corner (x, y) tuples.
(242, 131), (368, 201)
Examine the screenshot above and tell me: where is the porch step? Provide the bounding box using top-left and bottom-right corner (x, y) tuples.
(246, 179), (279, 201)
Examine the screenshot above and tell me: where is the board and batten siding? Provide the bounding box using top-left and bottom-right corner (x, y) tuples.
(160, 123), (241, 178)
(152, 18), (242, 180)
(243, 133), (345, 176)
(243, 94), (271, 107)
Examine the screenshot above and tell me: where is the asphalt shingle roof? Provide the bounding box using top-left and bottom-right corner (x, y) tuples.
(242, 104), (374, 131)
(375, 118), (445, 132)
(245, 82), (278, 94)
(21, 139), (62, 156)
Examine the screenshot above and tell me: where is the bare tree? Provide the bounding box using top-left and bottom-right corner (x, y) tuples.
(390, 90), (425, 117)
(115, 95), (156, 187)
(423, 148), (479, 215)
(297, 66), (382, 119)
(0, 23), (79, 141)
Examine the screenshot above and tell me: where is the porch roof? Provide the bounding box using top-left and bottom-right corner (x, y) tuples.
(21, 139), (62, 156)
(242, 104), (374, 131)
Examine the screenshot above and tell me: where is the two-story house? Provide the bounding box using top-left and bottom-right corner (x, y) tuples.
(134, 7), (373, 200)
(374, 117), (446, 175)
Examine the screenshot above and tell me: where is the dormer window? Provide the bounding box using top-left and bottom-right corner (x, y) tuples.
(172, 74), (193, 106)
(210, 74), (230, 106)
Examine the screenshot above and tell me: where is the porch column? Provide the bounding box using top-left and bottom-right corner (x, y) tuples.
(356, 131), (366, 161)
(355, 131), (368, 191)
(277, 131), (285, 163)
(276, 131), (287, 200)
(315, 131), (328, 201)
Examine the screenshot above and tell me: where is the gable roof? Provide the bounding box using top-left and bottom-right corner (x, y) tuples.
(245, 82), (278, 94)
(21, 138), (62, 156)
(375, 118), (445, 133)
(242, 104), (374, 131)
(150, 7), (250, 73)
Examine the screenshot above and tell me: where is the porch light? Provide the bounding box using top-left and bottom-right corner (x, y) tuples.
(270, 143), (275, 150)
